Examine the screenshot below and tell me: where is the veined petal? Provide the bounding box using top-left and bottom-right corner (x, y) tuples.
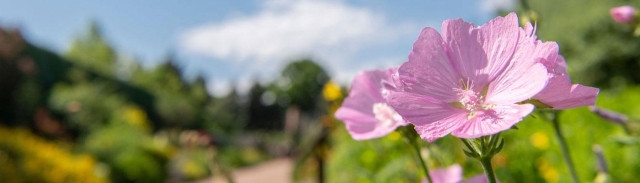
(401, 27), (459, 102)
(387, 92), (466, 126)
(387, 92), (467, 142)
(414, 112), (469, 142)
(531, 41), (558, 68)
(381, 67), (400, 100)
(485, 62), (548, 104)
(336, 69), (394, 121)
(476, 12), (521, 84)
(443, 13), (520, 90)
(452, 104), (534, 138)
(335, 68), (408, 140)
(534, 76), (600, 109)
(442, 18), (486, 88)
(345, 118), (404, 141)
(335, 107), (377, 124)
(484, 22), (549, 104)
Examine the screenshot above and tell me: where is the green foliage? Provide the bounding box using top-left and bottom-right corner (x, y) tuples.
(523, 0), (640, 89)
(49, 82), (128, 133)
(276, 59), (330, 112)
(202, 90), (247, 137)
(327, 126), (421, 183)
(171, 148), (213, 181)
(82, 123), (170, 183)
(130, 60), (204, 128)
(65, 22), (117, 75)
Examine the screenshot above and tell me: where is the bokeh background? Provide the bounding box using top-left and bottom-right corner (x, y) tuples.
(1, 0), (640, 182)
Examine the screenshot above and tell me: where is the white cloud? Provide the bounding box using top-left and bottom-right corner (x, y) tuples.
(481, 0), (516, 12)
(207, 76), (256, 97)
(181, 0), (390, 63)
(180, 0), (414, 95)
(207, 79), (231, 97)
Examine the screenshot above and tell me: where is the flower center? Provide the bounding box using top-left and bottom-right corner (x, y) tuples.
(452, 87), (493, 120)
(456, 88), (483, 110)
(372, 103), (399, 127)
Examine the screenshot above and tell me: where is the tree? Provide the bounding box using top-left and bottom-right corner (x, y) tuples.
(65, 21), (117, 76)
(275, 59), (330, 112)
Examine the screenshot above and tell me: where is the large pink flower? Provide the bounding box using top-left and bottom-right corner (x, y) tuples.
(388, 13), (548, 141)
(423, 164), (490, 183)
(335, 68), (409, 140)
(524, 26), (599, 109)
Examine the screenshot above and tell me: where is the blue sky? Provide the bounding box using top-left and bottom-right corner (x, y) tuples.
(0, 0), (515, 96)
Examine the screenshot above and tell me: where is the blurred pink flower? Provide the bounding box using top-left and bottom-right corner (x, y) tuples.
(388, 13), (548, 141)
(610, 6), (637, 24)
(423, 164), (489, 183)
(527, 33), (599, 109)
(335, 68), (409, 140)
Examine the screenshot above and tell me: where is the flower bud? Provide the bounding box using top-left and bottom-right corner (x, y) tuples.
(589, 106), (628, 125)
(610, 6), (637, 24)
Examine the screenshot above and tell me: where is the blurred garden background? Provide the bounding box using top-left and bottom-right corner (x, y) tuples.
(1, 0), (640, 182)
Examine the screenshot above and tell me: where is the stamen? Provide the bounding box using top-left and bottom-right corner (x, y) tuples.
(372, 103), (398, 127)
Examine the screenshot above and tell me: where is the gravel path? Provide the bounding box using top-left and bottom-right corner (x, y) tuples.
(202, 158), (293, 183)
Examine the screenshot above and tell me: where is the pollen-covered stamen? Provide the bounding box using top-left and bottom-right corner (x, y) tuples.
(372, 103), (399, 127)
(455, 88), (483, 110)
(452, 84), (494, 120)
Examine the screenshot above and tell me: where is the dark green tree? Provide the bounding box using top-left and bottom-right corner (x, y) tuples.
(275, 59), (329, 112)
(65, 21), (117, 75)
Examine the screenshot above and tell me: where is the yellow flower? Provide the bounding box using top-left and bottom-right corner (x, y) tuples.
(530, 131), (549, 150)
(386, 131), (402, 142)
(536, 158), (559, 183)
(123, 105), (151, 131)
(322, 81), (342, 101)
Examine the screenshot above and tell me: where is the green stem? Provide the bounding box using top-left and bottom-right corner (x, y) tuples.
(479, 157), (497, 183)
(411, 140), (433, 183)
(551, 112), (580, 183)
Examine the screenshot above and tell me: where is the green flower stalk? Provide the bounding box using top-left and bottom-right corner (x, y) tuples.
(460, 133), (504, 183)
(541, 111), (579, 183)
(400, 126), (433, 183)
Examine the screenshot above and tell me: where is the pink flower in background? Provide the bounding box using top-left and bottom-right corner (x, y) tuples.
(388, 13), (548, 141)
(610, 6), (637, 24)
(527, 33), (599, 109)
(423, 164), (490, 183)
(335, 68), (409, 140)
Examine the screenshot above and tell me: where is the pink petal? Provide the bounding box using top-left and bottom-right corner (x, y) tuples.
(345, 118), (404, 141)
(401, 27), (460, 102)
(534, 75), (599, 110)
(483, 23), (549, 104)
(484, 62), (548, 104)
(524, 22), (537, 40)
(428, 164), (463, 183)
(531, 41), (560, 72)
(335, 68), (408, 140)
(529, 41), (599, 109)
(387, 92), (465, 126)
(336, 69), (391, 121)
(335, 107), (377, 125)
(414, 112), (469, 142)
(463, 174), (490, 183)
(443, 13), (520, 90)
(387, 92), (467, 142)
(381, 67), (401, 99)
(452, 104), (534, 138)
